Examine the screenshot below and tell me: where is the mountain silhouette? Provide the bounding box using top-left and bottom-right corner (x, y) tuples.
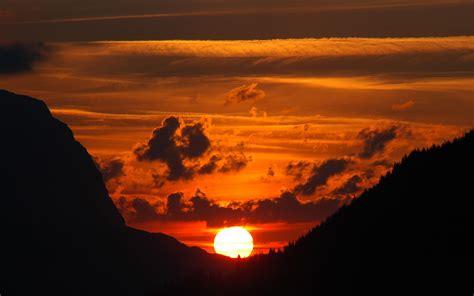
(162, 130), (474, 295)
(0, 90), (230, 296)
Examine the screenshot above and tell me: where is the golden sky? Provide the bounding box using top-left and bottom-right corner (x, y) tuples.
(2, 37), (471, 252)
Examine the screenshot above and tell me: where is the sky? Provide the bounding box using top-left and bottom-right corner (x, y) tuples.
(1, 0), (473, 253)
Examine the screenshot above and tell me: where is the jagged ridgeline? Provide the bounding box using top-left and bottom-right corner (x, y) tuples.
(0, 90), (232, 296)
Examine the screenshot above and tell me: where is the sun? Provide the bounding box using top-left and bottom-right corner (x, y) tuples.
(214, 227), (254, 258)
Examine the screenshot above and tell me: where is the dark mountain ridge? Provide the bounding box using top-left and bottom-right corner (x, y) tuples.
(0, 90), (230, 296)
(164, 130), (474, 295)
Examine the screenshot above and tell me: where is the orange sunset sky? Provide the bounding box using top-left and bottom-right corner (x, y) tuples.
(1, 0), (473, 253)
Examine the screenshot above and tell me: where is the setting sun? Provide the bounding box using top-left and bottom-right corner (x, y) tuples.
(214, 227), (254, 258)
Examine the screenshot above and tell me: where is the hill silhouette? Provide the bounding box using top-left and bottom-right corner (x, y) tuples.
(162, 130), (473, 295)
(0, 90), (231, 296)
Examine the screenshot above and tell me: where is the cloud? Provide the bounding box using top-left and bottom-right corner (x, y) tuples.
(392, 100), (415, 111)
(218, 152), (251, 173)
(332, 175), (363, 196)
(250, 191), (344, 224)
(358, 126), (398, 159)
(249, 106), (267, 118)
(197, 155), (221, 175)
(0, 42), (48, 74)
(166, 192), (185, 218)
(120, 190), (346, 227)
(130, 197), (160, 223)
(180, 122), (211, 158)
(372, 159), (393, 168)
(94, 157), (125, 182)
(285, 161), (313, 180)
(40, 37), (474, 81)
(134, 116), (210, 180)
(134, 117), (251, 182)
(293, 158), (351, 196)
(226, 83), (265, 104)
(249, 106), (258, 118)
(197, 142), (251, 175)
(267, 166), (275, 177)
(197, 152), (251, 175)
(116, 196), (162, 223)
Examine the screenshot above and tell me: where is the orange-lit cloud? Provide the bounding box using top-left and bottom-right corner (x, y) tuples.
(94, 156), (125, 182)
(118, 189), (346, 227)
(49, 37), (474, 62)
(132, 116), (251, 184)
(134, 116), (211, 181)
(392, 100), (415, 111)
(2, 37), (472, 125)
(357, 126), (399, 159)
(226, 83), (265, 105)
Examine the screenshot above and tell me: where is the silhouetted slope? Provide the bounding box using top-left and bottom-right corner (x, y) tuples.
(0, 90), (230, 296)
(165, 130), (473, 295)
(280, 130), (474, 295)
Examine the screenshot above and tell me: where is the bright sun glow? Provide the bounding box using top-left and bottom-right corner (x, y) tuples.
(214, 227), (254, 258)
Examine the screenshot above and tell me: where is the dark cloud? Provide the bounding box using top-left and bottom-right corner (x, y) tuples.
(134, 116), (210, 180)
(197, 152), (251, 175)
(123, 197), (160, 223)
(180, 122), (211, 158)
(151, 172), (166, 189)
(251, 191), (344, 224)
(363, 168), (376, 180)
(285, 161), (313, 180)
(134, 116), (181, 162)
(358, 126), (398, 159)
(120, 190), (346, 227)
(166, 192), (185, 218)
(267, 166), (275, 177)
(218, 152), (251, 173)
(198, 155), (221, 175)
(332, 175), (363, 196)
(293, 158), (351, 196)
(94, 157), (125, 182)
(187, 189), (240, 226)
(372, 159), (393, 168)
(135, 118), (251, 182)
(197, 142), (251, 175)
(226, 83), (265, 104)
(0, 42), (48, 74)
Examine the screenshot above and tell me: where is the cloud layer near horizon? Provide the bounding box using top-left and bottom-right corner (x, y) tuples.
(107, 124), (426, 228)
(118, 189), (347, 227)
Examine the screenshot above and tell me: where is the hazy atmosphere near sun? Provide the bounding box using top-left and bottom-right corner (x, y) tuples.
(1, 0), (473, 253)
